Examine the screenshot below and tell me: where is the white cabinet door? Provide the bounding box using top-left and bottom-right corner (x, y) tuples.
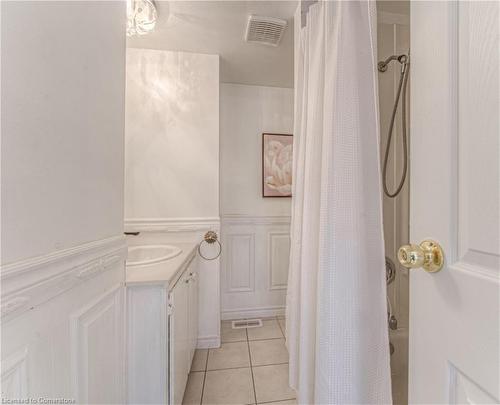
(170, 273), (190, 405)
(187, 260), (199, 364)
(127, 286), (168, 404)
(410, 2), (499, 403)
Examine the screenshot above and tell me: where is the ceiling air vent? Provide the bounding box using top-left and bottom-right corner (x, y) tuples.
(245, 15), (288, 47)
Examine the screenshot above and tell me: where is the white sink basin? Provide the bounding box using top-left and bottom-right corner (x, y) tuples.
(127, 245), (182, 267)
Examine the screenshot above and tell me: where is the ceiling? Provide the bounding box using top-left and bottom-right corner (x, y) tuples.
(127, 1), (297, 88)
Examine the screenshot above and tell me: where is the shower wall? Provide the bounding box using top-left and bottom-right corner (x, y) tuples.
(377, 5), (410, 405)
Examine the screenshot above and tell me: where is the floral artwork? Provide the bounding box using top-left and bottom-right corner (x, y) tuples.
(262, 133), (293, 197)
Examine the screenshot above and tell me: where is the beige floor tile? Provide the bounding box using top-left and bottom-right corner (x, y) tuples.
(221, 321), (247, 343)
(182, 372), (204, 405)
(253, 364), (295, 404)
(207, 341), (250, 370)
(202, 368), (255, 404)
(249, 339), (288, 366)
(191, 349), (208, 372)
(260, 400), (296, 405)
(277, 318), (286, 334)
(247, 320), (283, 341)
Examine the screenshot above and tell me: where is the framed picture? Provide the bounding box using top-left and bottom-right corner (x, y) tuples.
(262, 133), (293, 197)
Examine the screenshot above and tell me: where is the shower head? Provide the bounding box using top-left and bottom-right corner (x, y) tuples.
(378, 53), (409, 73)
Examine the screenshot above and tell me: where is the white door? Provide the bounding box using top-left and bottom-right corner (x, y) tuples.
(409, 2), (499, 404)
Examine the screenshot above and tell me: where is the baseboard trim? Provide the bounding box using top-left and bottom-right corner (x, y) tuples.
(221, 306), (285, 321)
(197, 335), (221, 349)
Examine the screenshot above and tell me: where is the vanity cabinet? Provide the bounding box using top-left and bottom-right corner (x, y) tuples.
(170, 261), (198, 405)
(127, 250), (199, 405)
(188, 267), (199, 362)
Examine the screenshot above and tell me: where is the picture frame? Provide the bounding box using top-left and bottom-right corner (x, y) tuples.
(262, 133), (293, 198)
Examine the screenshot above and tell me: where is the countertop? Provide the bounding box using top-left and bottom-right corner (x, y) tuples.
(125, 242), (198, 288)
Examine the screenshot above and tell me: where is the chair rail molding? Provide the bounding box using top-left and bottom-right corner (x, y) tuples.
(124, 217), (221, 232)
(0, 236), (127, 322)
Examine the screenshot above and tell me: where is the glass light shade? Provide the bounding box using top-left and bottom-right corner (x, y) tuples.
(127, 0), (158, 37)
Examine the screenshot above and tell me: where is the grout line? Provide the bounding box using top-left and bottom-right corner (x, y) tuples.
(246, 328), (258, 405)
(206, 365), (253, 372)
(252, 362), (289, 368)
(199, 349), (210, 405)
(248, 337), (285, 342)
(276, 316), (285, 338)
(205, 361), (289, 372)
(257, 397), (296, 404)
(218, 340), (249, 345)
(248, 337), (284, 342)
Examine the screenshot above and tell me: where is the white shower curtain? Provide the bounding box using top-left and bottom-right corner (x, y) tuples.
(286, 1), (392, 404)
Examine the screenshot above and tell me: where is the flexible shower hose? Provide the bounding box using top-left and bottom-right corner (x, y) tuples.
(382, 63), (410, 198)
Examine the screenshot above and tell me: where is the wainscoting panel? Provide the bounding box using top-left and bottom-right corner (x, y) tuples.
(71, 284), (125, 404)
(221, 215), (290, 320)
(227, 234), (255, 292)
(268, 232), (291, 291)
(0, 348), (28, 399)
(0, 237), (127, 403)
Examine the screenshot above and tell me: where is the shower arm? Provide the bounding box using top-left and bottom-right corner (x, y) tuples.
(378, 54), (408, 73)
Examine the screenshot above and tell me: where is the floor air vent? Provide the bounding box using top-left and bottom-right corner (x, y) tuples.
(245, 15), (287, 47)
(232, 319), (263, 329)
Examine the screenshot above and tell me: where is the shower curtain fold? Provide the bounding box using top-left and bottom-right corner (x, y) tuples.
(286, 2), (392, 404)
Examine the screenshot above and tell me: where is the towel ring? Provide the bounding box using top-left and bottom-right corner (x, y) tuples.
(198, 231), (222, 261)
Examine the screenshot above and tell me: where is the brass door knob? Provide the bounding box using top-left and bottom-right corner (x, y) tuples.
(397, 240), (444, 273)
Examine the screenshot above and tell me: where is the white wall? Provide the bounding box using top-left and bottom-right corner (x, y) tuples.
(124, 49), (221, 347)
(220, 84), (293, 319)
(1, 2), (127, 402)
(1, 1), (125, 264)
(221, 84), (293, 217)
(125, 48), (219, 220)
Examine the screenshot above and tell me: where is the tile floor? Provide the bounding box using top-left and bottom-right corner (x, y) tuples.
(183, 316), (296, 405)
